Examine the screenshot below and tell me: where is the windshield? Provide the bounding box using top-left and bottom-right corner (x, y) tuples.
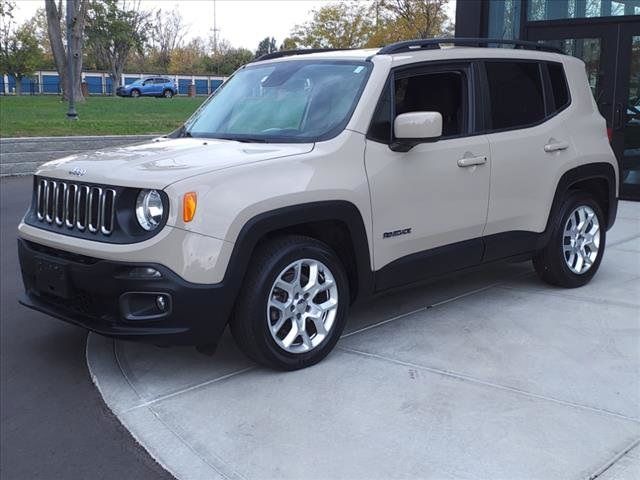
(184, 60), (372, 142)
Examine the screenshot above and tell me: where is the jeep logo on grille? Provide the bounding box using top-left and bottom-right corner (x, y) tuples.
(69, 167), (86, 177)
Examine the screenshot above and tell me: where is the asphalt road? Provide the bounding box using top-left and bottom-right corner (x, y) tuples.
(0, 176), (172, 479)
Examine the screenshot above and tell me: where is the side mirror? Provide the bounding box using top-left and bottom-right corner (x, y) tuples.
(391, 112), (443, 152)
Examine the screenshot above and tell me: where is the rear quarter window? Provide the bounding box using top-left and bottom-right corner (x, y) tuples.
(547, 62), (570, 112)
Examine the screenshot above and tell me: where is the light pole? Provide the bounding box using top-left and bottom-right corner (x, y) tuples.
(66, 0), (78, 120)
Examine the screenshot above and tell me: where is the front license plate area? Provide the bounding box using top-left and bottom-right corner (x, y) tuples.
(35, 258), (70, 299)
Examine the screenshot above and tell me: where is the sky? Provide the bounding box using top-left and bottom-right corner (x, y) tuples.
(12, 0), (457, 52)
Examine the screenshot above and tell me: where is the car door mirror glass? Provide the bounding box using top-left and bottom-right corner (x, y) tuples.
(391, 112), (443, 152)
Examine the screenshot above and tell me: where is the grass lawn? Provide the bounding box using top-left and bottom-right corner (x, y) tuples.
(0, 95), (206, 138)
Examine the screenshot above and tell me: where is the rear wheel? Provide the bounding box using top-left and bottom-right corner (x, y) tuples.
(533, 191), (606, 288)
(230, 235), (349, 370)
(162, 89), (173, 98)
(130, 89), (140, 98)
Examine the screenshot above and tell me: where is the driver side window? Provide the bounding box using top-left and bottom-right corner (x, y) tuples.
(368, 68), (468, 143)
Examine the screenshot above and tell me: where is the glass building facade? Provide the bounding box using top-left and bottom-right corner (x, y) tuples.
(456, 0), (640, 199)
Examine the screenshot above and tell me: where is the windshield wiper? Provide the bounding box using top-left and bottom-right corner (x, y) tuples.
(215, 136), (268, 143)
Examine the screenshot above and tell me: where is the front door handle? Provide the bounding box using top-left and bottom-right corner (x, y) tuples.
(457, 156), (487, 167)
(544, 141), (569, 153)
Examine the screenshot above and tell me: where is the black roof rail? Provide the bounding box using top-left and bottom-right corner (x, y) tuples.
(377, 37), (563, 55)
(253, 48), (351, 62)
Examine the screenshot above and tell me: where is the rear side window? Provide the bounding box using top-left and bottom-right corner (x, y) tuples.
(547, 62), (570, 112)
(485, 61), (545, 130)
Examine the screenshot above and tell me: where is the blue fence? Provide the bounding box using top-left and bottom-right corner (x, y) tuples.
(1, 72), (226, 96)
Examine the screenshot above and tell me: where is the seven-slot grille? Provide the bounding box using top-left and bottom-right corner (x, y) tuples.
(35, 178), (116, 235)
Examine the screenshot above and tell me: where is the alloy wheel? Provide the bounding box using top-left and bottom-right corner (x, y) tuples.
(563, 205), (600, 274)
(267, 258), (339, 354)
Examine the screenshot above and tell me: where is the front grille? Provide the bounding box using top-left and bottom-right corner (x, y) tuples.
(35, 178), (116, 235)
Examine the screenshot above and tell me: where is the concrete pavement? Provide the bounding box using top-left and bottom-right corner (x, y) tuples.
(87, 202), (640, 480)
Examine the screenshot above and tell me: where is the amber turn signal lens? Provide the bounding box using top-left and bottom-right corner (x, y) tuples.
(183, 192), (197, 222)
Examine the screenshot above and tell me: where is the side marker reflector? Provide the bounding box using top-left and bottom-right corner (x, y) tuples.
(183, 192), (197, 223)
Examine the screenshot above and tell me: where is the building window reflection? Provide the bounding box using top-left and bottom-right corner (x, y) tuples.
(528, 0), (640, 21)
(488, 0), (521, 39)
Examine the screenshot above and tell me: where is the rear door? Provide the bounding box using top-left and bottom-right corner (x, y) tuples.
(482, 59), (574, 259)
(140, 78), (153, 95)
(365, 61), (491, 290)
(155, 78), (168, 95)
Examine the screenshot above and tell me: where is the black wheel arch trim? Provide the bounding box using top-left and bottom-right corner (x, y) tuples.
(220, 201), (374, 304)
(544, 162), (618, 240)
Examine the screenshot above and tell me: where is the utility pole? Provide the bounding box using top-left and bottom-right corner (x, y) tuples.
(212, 0), (219, 54)
(66, 0), (78, 120)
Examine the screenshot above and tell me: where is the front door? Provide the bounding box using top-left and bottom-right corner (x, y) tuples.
(365, 62), (491, 290)
(527, 19), (640, 199)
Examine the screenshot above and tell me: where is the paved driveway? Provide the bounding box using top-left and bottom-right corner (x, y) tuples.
(0, 176), (172, 479)
(89, 202), (639, 480)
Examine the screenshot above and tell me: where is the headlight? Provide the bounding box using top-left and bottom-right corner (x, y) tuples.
(135, 189), (163, 231)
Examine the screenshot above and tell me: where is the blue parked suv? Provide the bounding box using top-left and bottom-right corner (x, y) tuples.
(116, 77), (177, 98)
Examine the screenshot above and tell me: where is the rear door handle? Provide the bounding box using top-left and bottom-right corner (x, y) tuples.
(544, 141), (569, 153)
(457, 156), (487, 167)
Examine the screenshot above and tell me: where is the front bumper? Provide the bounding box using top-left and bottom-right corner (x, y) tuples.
(18, 239), (233, 345)
(115, 87), (128, 97)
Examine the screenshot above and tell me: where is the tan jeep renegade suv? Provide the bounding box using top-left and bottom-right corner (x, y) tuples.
(18, 39), (619, 370)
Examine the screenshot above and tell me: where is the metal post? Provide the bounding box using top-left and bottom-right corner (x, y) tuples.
(66, 0), (78, 120)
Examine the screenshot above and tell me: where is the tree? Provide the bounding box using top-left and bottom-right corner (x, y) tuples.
(168, 37), (207, 74)
(30, 8), (56, 70)
(204, 46), (253, 76)
(1, 3), (44, 95)
(280, 37), (298, 51)
(366, 0), (452, 46)
(151, 7), (186, 73)
(287, 1), (452, 50)
(255, 36), (277, 58)
(291, 2), (375, 49)
(0, 0), (13, 19)
(86, 0), (149, 96)
(44, 0), (89, 101)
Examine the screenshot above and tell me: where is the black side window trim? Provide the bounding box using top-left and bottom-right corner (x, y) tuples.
(366, 60), (479, 145)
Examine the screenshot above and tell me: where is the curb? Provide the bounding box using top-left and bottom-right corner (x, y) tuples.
(85, 334), (227, 480)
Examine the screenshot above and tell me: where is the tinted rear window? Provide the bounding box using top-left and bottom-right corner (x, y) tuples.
(485, 61), (545, 131)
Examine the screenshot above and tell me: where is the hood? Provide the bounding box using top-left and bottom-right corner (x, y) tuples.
(36, 137), (314, 189)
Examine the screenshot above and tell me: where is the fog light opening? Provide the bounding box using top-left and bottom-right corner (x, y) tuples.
(156, 295), (168, 311)
(120, 292), (172, 321)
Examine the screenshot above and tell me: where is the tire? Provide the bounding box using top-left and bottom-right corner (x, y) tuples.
(130, 89), (140, 98)
(533, 191), (606, 288)
(162, 89), (173, 98)
(230, 235), (349, 370)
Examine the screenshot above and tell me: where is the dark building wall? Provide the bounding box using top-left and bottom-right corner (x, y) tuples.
(455, 0), (486, 37)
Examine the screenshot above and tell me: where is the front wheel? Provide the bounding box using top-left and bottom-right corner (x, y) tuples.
(533, 191), (606, 288)
(130, 89), (140, 98)
(230, 235), (349, 370)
